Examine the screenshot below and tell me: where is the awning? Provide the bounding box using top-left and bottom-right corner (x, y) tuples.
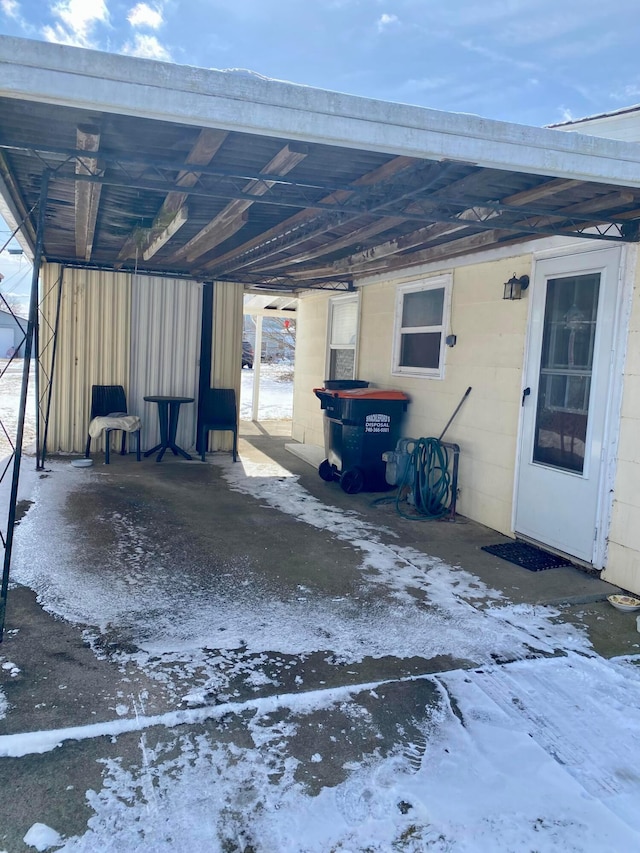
(1, 35), (640, 295)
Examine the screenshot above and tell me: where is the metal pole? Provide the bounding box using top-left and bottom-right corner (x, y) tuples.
(39, 266), (65, 469)
(34, 275), (40, 467)
(0, 170), (50, 640)
(196, 282), (214, 455)
(438, 386), (472, 442)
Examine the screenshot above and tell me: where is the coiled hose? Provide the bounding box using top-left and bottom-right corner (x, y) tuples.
(396, 437), (451, 520)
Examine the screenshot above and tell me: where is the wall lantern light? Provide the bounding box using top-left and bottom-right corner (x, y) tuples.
(503, 273), (530, 300)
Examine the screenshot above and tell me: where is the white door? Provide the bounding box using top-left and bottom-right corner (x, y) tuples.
(514, 247), (621, 562)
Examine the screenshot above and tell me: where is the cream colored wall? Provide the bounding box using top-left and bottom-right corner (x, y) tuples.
(358, 259), (530, 534)
(292, 256), (532, 534)
(603, 256), (640, 595)
(292, 293), (329, 446)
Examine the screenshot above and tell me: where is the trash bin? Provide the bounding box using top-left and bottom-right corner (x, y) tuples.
(314, 386), (410, 493)
(322, 379), (370, 391)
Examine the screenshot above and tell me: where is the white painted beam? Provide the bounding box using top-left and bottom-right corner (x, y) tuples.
(2, 36), (640, 189)
(242, 307), (297, 318)
(252, 314), (263, 423)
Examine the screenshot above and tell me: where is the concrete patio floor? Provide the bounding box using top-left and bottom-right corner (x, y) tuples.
(0, 422), (639, 851)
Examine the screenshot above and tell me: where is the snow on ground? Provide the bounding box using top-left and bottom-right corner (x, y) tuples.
(0, 357), (35, 460)
(12, 457), (591, 704)
(4, 381), (640, 850)
(23, 822), (62, 852)
(239, 361), (293, 420)
(5, 655), (640, 852)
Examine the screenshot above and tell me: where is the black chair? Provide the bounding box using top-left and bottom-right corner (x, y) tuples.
(85, 385), (141, 464)
(199, 388), (238, 462)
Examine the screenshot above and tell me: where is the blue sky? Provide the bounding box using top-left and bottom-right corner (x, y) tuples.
(1, 0), (640, 303)
(1, 0), (639, 127)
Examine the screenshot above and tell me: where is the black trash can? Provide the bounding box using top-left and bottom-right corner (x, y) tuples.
(314, 386), (410, 493)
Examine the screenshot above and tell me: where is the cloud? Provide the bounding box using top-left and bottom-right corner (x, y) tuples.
(127, 3), (163, 30)
(0, 0), (20, 19)
(460, 38), (538, 72)
(42, 0), (109, 48)
(121, 33), (172, 61)
(398, 77), (448, 94)
(610, 83), (640, 104)
(377, 12), (398, 32)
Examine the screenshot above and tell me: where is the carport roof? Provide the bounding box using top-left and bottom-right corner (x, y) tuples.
(2, 36), (640, 294)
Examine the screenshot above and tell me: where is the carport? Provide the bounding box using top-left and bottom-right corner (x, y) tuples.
(2, 33), (640, 637)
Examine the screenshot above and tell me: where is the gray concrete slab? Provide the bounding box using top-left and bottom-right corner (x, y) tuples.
(0, 427), (638, 849)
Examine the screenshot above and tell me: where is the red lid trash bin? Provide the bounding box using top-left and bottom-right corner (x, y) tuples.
(313, 386), (410, 493)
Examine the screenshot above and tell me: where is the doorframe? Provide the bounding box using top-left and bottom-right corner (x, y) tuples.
(511, 242), (634, 568)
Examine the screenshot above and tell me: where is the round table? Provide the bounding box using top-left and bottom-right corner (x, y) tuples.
(143, 395), (194, 462)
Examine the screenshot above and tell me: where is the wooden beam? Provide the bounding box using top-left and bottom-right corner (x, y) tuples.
(345, 229), (509, 276)
(186, 208), (249, 260)
(248, 215), (406, 272)
(75, 124), (102, 261)
(513, 190), (635, 231)
(331, 220), (468, 272)
(170, 143), (309, 263)
(160, 128), (229, 215)
(141, 205), (189, 261)
(328, 180), (622, 277)
(118, 128), (228, 262)
(202, 155), (417, 273)
(502, 178), (583, 207)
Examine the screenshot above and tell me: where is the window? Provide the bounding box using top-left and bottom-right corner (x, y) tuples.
(392, 276), (451, 379)
(327, 295), (359, 380)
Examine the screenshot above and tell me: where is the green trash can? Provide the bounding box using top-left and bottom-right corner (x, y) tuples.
(314, 386), (410, 493)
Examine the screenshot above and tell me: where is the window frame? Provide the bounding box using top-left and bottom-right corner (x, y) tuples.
(391, 275), (452, 379)
(326, 293), (360, 381)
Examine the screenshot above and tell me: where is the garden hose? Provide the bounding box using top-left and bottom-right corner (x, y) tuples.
(395, 437), (451, 520)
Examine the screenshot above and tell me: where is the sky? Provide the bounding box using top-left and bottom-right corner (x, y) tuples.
(0, 0), (639, 129)
(1, 1), (640, 305)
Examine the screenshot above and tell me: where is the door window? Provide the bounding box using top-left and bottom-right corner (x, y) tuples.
(533, 273), (600, 474)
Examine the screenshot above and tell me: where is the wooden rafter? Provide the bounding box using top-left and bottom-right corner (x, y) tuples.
(501, 178), (583, 207)
(514, 190), (635, 231)
(202, 155), (418, 274)
(118, 128), (229, 263)
(75, 124), (102, 262)
(170, 143), (309, 264)
(320, 176), (609, 278)
(246, 216), (406, 273)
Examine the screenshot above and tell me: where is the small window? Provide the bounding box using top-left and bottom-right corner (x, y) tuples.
(327, 295), (358, 380)
(392, 276), (451, 379)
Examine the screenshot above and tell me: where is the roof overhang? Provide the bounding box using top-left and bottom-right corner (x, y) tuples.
(1, 35), (640, 294)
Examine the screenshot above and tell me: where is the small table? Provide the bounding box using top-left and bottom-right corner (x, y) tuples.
(143, 395), (194, 462)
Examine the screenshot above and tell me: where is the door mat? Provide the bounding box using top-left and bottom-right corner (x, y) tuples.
(481, 541), (572, 572)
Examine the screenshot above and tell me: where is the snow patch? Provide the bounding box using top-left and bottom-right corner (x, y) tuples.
(23, 823), (62, 851)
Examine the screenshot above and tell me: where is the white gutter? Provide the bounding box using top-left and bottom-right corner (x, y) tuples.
(2, 36), (640, 188)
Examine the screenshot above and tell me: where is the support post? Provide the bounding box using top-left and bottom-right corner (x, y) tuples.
(196, 281), (214, 454)
(0, 170), (50, 640)
(38, 266), (65, 470)
(252, 314), (263, 422)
